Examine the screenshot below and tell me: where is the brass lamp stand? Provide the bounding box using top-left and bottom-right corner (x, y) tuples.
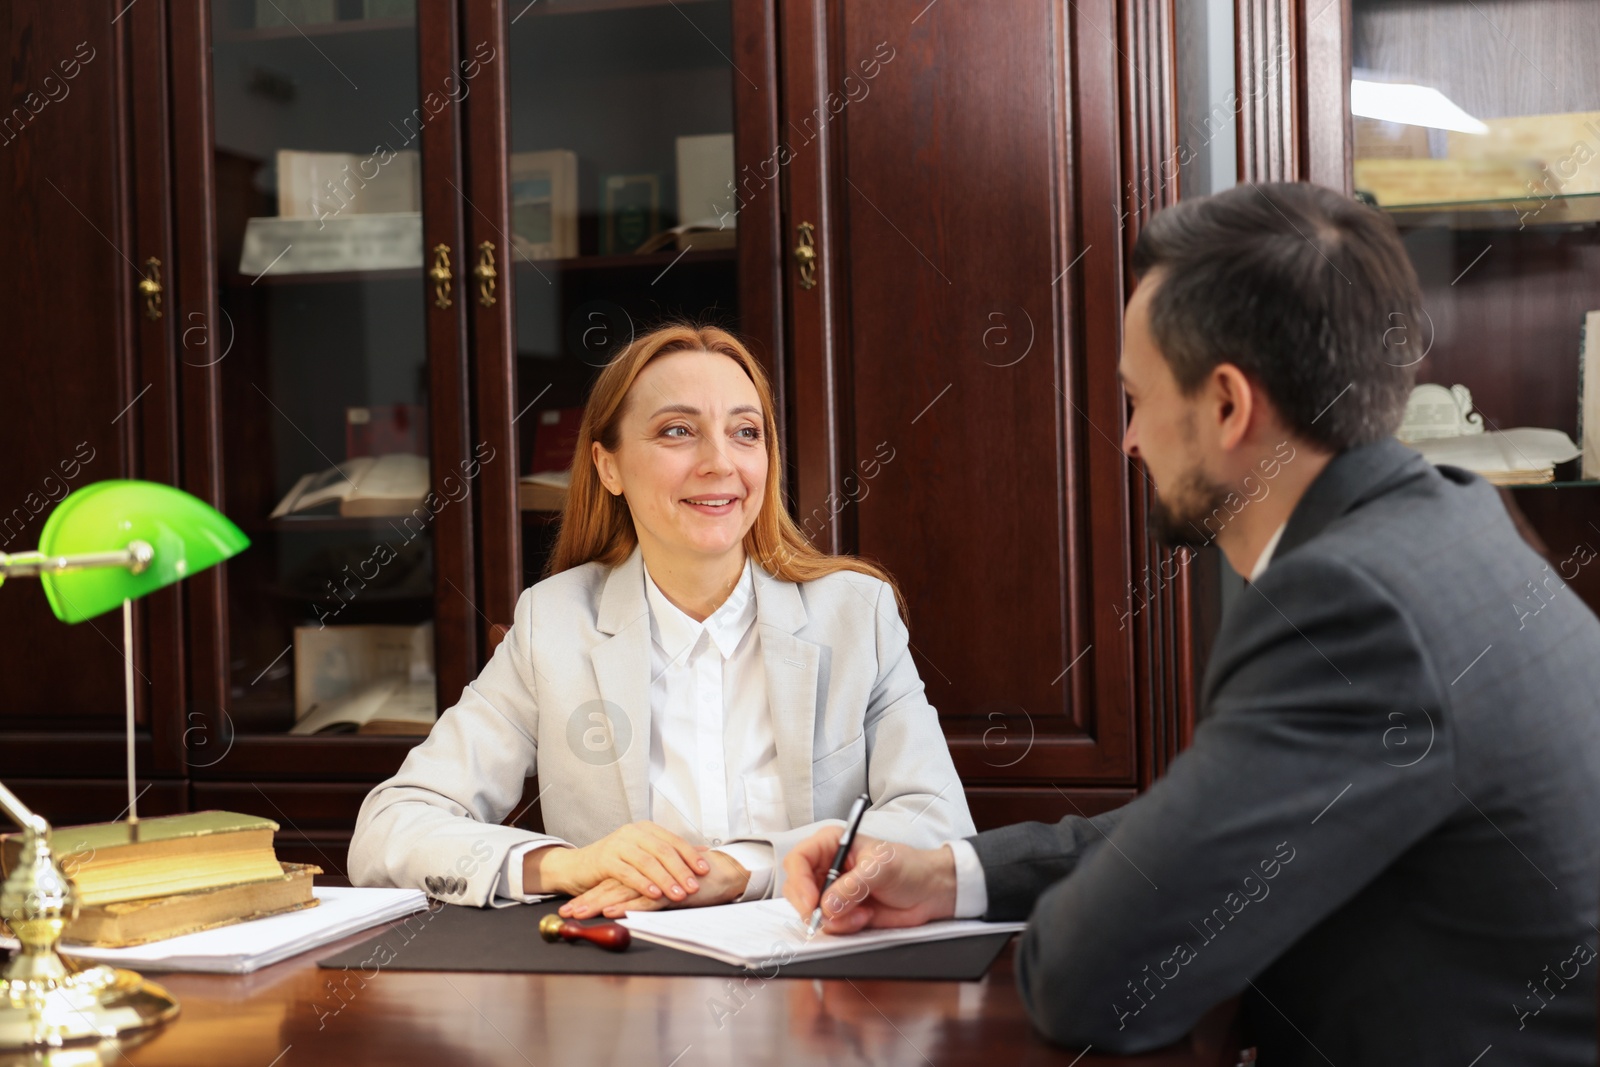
(0, 780), (178, 1046)
(0, 479), (249, 1050)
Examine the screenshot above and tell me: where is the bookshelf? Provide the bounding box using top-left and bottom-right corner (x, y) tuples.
(1344, 0), (1600, 613)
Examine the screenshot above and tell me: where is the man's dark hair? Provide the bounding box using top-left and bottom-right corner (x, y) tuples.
(1130, 181), (1422, 451)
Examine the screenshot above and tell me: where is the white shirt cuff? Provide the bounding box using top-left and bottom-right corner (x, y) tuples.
(499, 841), (569, 903)
(948, 839), (988, 919)
(715, 841), (775, 901)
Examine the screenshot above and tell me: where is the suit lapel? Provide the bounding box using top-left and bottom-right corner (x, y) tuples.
(1273, 437), (1429, 565)
(752, 565), (820, 827)
(592, 547), (652, 822)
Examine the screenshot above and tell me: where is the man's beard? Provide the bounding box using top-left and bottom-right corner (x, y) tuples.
(1147, 464), (1231, 551)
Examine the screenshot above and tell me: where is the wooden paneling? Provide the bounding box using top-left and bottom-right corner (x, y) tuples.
(0, 1), (134, 727)
(731, 0), (787, 424)
(126, 0), (188, 776)
(1236, 0), (1299, 182)
(779, 0), (848, 553)
(188, 736), (418, 783)
(818, 0), (1160, 784)
(418, 0), (478, 706)
(2, 779), (187, 829)
(460, 0), (521, 652)
(168, 0), (233, 763)
(1301, 0), (1348, 190)
(966, 787), (1137, 832)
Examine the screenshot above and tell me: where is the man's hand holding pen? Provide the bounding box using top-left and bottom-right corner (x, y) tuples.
(782, 828), (959, 934)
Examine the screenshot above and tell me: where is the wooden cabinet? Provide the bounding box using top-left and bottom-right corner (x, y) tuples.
(1, 0), (1210, 862)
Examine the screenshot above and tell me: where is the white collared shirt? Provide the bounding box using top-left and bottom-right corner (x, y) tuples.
(1248, 521), (1288, 583)
(641, 557), (781, 898)
(947, 519), (1293, 918)
(499, 557), (781, 902)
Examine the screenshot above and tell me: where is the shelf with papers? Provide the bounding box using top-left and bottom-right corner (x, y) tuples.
(1376, 190), (1600, 230)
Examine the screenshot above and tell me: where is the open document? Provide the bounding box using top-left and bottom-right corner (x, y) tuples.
(3, 887), (426, 974)
(617, 898), (1025, 968)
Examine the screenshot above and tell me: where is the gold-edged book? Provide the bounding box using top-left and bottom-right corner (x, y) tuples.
(0, 810), (284, 907)
(63, 862), (322, 948)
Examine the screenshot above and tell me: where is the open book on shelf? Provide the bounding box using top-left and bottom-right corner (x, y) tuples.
(519, 469), (570, 512)
(289, 676), (437, 736)
(270, 453), (428, 519)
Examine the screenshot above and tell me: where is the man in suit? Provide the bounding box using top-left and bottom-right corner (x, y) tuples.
(782, 181), (1600, 1063)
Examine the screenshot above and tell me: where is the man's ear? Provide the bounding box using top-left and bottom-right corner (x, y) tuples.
(1211, 363), (1256, 451)
(592, 440), (623, 497)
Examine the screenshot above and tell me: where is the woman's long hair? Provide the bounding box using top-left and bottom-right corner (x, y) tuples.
(546, 323), (905, 620)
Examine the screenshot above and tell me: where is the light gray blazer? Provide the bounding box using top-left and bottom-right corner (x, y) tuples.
(349, 545), (974, 906)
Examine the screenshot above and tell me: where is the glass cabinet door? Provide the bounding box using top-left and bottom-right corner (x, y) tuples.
(499, 0), (741, 588)
(208, 0), (453, 741)
(1346, 0), (1600, 611)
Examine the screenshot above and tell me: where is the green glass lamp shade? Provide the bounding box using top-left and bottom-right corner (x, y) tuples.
(35, 480), (249, 623)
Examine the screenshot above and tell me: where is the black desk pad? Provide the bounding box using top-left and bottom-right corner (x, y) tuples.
(317, 899), (1015, 981)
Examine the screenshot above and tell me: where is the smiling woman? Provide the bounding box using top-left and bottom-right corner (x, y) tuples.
(348, 322), (975, 919)
(552, 324), (901, 609)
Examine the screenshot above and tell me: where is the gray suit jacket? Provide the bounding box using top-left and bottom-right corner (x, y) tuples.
(349, 546), (974, 905)
(971, 438), (1600, 1063)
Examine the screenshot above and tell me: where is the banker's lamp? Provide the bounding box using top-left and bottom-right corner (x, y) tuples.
(0, 479), (248, 1048)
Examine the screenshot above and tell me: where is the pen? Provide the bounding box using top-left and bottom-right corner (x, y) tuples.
(808, 791), (871, 935)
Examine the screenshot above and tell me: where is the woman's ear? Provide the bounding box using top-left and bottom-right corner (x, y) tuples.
(592, 440), (623, 497)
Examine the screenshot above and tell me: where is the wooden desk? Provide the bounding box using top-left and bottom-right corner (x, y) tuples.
(32, 925), (1240, 1066)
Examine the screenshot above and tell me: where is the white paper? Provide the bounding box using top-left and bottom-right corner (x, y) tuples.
(0, 887), (427, 974)
(1412, 427), (1579, 475)
(617, 899), (1024, 968)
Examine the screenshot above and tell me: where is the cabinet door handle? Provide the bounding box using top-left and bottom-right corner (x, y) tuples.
(138, 257), (163, 319)
(794, 221), (818, 290)
(473, 241), (497, 307)
(430, 243), (454, 309)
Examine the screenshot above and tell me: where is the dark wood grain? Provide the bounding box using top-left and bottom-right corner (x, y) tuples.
(168, 0), (233, 769)
(818, 0), (1160, 783)
(97, 921), (1240, 1066)
(418, 0), (479, 710)
(125, 0), (188, 778)
(461, 0), (522, 656)
(731, 0), (787, 435)
(0, 0), (131, 729)
(779, 0), (847, 554)
(1236, 0), (1300, 182)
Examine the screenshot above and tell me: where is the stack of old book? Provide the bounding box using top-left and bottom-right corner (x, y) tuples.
(0, 811), (318, 948)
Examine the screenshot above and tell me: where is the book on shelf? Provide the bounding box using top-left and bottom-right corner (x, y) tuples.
(1447, 111), (1600, 197)
(276, 149), (421, 221)
(294, 620), (435, 720)
(62, 862), (321, 948)
(528, 407), (582, 472)
(519, 469), (570, 512)
(634, 221), (736, 254)
(269, 453), (429, 520)
(1581, 310), (1599, 481)
(510, 150), (579, 260)
(346, 403), (427, 458)
(1399, 383), (1580, 485)
(675, 132), (735, 249)
(0, 812), (284, 907)
(1412, 428), (1580, 485)
(238, 212), (423, 276)
(601, 172), (661, 254)
(289, 676), (437, 736)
